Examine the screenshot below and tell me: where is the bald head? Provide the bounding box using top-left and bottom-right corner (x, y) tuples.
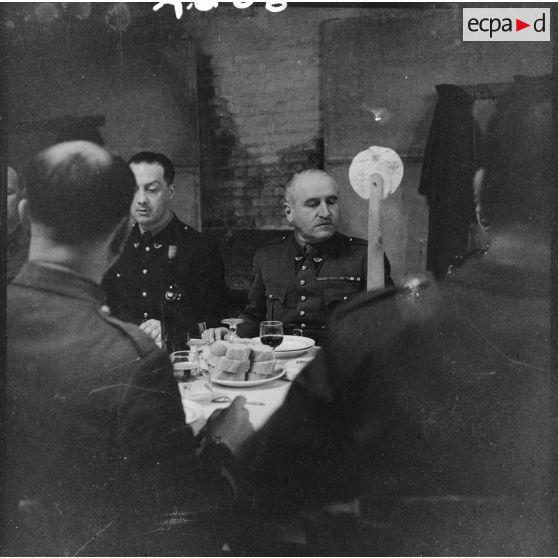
(284, 169), (340, 244)
(284, 169), (338, 205)
(26, 141), (136, 245)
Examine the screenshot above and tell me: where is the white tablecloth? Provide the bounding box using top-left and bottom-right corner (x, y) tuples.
(180, 347), (318, 433)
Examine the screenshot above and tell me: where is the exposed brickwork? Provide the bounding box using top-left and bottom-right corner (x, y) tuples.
(183, 6), (445, 288)
(188, 6), (383, 233)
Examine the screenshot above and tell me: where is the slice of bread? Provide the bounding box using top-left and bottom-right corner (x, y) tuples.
(251, 344), (274, 362)
(210, 341), (228, 357)
(218, 356), (250, 374)
(225, 343), (252, 361)
(249, 360), (276, 376)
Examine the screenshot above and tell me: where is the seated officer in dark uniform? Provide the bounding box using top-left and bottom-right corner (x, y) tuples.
(5, 141), (252, 556)
(204, 169), (392, 344)
(234, 82), (552, 555)
(102, 151), (229, 344)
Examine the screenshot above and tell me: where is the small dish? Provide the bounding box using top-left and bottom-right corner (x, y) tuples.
(251, 335), (315, 358)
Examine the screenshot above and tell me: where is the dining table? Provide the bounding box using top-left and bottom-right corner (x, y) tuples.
(179, 344), (320, 434)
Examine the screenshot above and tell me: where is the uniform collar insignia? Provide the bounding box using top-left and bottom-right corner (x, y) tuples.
(133, 242), (140, 249)
(154, 242), (163, 249)
(294, 255), (303, 261)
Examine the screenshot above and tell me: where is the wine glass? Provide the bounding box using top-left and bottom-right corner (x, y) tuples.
(259, 321), (284, 350)
(221, 317), (244, 342)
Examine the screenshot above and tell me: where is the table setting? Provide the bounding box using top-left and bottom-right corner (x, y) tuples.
(172, 319), (319, 432)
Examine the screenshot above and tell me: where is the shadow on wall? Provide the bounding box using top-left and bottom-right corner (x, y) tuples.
(197, 49), (325, 293)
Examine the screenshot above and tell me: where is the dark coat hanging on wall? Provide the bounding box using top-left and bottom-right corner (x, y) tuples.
(419, 84), (481, 279)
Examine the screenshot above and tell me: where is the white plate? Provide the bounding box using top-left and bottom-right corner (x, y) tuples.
(181, 399), (203, 424)
(212, 368), (285, 387)
(251, 335), (316, 358)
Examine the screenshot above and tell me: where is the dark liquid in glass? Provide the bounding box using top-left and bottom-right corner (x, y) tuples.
(260, 335), (283, 349)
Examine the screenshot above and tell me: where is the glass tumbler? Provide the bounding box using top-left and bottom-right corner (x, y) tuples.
(171, 350), (212, 401)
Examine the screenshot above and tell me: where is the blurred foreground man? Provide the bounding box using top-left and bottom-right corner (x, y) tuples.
(236, 81), (552, 555)
(206, 169), (392, 344)
(4, 142), (251, 556)
(102, 151), (229, 344)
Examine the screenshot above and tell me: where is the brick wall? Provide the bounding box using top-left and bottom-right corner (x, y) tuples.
(179, 5), (551, 290)
(185, 6), (382, 232)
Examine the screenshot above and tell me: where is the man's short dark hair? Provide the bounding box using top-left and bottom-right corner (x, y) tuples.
(128, 151), (175, 185)
(27, 144), (136, 245)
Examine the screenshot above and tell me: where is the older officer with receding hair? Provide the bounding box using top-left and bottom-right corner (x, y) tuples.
(205, 169), (393, 344)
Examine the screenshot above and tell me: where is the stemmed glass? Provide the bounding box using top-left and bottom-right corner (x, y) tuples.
(259, 321), (284, 350)
(221, 318), (244, 342)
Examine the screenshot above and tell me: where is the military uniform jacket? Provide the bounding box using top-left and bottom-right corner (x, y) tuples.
(238, 231), (392, 343)
(5, 262), (205, 555)
(102, 215), (229, 336)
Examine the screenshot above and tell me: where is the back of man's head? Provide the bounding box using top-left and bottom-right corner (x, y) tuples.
(26, 141), (136, 245)
(128, 151), (175, 185)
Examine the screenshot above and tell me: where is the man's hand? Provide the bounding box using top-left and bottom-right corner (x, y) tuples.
(139, 319), (162, 343)
(205, 396), (254, 455)
(202, 327), (231, 342)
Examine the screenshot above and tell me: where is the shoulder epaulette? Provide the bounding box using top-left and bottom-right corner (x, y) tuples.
(346, 236), (367, 246)
(264, 234), (289, 247)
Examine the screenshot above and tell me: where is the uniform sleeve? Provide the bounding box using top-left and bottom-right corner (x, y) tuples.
(236, 295), (402, 516)
(116, 346), (198, 488)
(237, 251), (267, 338)
(191, 240), (230, 329)
(116, 343), (236, 510)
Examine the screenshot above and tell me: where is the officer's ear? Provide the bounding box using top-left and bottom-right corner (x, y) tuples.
(167, 182), (175, 199)
(284, 200), (294, 224)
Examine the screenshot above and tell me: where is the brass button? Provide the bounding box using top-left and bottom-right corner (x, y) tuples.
(343, 296), (348, 301)
(300, 279), (306, 286)
(301, 323), (306, 328)
(143, 312), (149, 319)
(142, 291), (148, 297)
(116, 273), (121, 278)
(300, 295), (306, 301)
(145, 246), (150, 252)
(142, 269), (148, 275)
(100, 305), (110, 314)
(299, 310), (305, 316)
(301, 265), (307, 271)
